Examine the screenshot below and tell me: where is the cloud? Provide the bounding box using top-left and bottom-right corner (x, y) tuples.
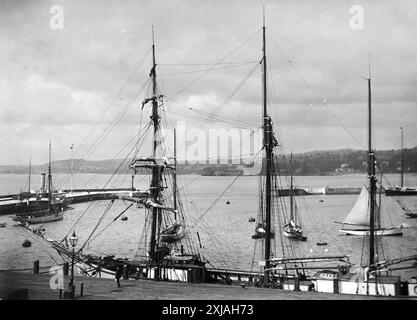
(0, 0), (416, 165)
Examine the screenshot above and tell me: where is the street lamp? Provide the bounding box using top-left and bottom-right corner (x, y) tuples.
(69, 230), (78, 299)
(70, 144), (74, 194)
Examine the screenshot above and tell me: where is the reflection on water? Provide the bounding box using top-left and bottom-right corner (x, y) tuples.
(0, 173), (416, 280)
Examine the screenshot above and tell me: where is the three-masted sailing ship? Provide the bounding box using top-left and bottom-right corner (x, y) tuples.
(50, 29), (207, 282)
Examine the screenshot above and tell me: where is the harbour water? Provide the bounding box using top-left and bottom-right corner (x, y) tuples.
(1, 173), (416, 280)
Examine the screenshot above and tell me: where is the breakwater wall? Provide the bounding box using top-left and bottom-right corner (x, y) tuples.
(278, 187), (361, 197)
(0, 189), (148, 215)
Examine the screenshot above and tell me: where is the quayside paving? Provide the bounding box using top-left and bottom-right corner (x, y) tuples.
(0, 271), (410, 300)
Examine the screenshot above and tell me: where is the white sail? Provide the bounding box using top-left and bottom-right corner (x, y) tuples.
(342, 186), (370, 226)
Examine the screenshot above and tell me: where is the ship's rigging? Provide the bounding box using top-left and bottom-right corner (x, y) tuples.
(15, 15), (416, 287)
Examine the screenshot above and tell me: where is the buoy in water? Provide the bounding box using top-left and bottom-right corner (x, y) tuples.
(226, 201), (230, 205)
(22, 239), (32, 247)
(319, 199), (324, 203)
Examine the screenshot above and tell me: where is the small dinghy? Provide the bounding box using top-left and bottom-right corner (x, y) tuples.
(121, 216), (128, 221)
(22, 239), (32, 247)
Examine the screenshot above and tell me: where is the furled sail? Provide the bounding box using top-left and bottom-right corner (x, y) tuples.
(342, 186), (370, 226)
(143, 199), (178, 213)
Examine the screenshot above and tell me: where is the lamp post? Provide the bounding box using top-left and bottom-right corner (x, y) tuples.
(69, 230), (78, 299)
(70, 144), (74, 194)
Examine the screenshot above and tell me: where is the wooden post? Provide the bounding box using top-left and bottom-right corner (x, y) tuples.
(63, 262), (69, 276)
(333, 278), (339, 294)
(294, 276), (300, 291)
(123, 264), (128, 280)
(201, 267), (206, 283)
(33, 260), (39, 274)
(226, 273), (231, 284)
(59, 289), (62, 299)
(71, 285), (75, 299)
(80, 283), (84, 297)
(187, 268), (192, 283)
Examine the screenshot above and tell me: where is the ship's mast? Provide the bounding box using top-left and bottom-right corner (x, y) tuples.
(149, 26), (161, 262)
(48, 141), (52, 211)
(290, 152), (294, 222)
(262, 9), (272, 285)
(28, 155), (31, 195)
(173, 128), (177, 216)
(367, 62), (376, 272)
(400, 127), (404, 188)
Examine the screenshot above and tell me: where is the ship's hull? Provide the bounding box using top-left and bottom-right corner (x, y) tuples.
(385, 188), (417, 196)
(283, 224), (307, 241)
(16, 211), (64, 224)
(283, 230), (307, 241)
(339, 227), (403, 236)
(0, 194), (67, 216)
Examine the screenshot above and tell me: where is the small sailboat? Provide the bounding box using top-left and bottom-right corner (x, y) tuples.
(283, 219), (306, 241)
(252, 223), (275, 239)
(385, 127), (417, 196)
(283, 154), (307, 241)
(338, 186), (403, 236)
(338, 70), (402, 237)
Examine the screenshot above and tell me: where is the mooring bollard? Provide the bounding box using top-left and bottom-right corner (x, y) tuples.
(123, 264), (128, 280)
(33, 260), (39, 274)
(80, 283), (84, 297)
(294, 276), (300, 291)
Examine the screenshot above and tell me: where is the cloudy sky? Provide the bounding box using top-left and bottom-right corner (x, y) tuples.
(0, 0), (416, 165)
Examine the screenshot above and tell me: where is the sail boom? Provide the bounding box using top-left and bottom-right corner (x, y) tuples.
(269, 255), (350, 265)
(130, 163), (175, 170)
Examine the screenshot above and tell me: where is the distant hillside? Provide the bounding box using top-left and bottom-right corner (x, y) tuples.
(0, 146), (416, 175)
(275, 146), (417, 175)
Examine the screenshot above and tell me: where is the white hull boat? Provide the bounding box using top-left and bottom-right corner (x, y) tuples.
(339, 227), (403, 236)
